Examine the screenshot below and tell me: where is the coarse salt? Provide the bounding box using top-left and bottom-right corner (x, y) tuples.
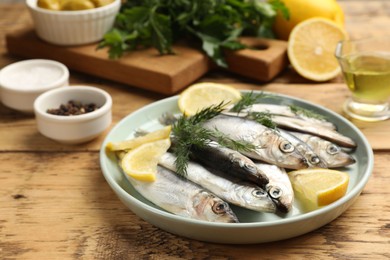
(1, 63), (65, 90)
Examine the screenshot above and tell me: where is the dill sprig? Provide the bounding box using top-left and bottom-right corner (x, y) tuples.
(247, 112), (277, 129)
(190, 102), (227, 124)
(171, 103), (256, 177)
(211, 129), (256, 153)
(289, 105), (327, 120)
(230, 91), (276, 113)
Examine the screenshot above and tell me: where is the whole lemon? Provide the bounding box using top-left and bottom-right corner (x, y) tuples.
(273, 0), (345, 40)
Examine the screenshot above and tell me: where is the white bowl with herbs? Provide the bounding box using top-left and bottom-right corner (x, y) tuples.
(34, 85), (112, 144)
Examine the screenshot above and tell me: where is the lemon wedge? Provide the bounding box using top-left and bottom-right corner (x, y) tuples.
(178, 82), (242, 116)
(287, 18), (348, 82)
(106, 126), (171, 152)
(121, 138), (171, 182)
(288, 168), (349, 210)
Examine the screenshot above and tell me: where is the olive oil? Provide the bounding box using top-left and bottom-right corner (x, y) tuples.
(342, 53), (390, 103)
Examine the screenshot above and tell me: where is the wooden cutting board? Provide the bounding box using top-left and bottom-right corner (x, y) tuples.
(6, 28), (288, 95)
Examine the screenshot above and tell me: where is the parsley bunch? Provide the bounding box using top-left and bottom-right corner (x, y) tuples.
(98, 0), (289, 67)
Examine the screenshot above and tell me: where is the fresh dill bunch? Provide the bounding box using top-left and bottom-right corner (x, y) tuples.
(171, 103), (257, 177)
(230, 91), (276, 112)
(247, 112), (277, 129)
(289, 105), (327, 120)
(171, 105), (222, 177)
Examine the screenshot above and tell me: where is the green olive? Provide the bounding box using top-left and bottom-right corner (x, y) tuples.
(60, 0), (96, 10)
(37, 0), (61, 10)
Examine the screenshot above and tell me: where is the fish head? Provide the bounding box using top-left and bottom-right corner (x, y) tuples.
(319, 142), (356, 168)
(242, 187), (276, 213)
(229, 153), (258, 174)
(305, 150), (328, 168)
(266, 183), (294, 213)
(228, 152), (270, 186)
(256, 163), (294, 213)
(279, 129), (327, 169)
(268, 133), (308, 169)
(193, 191), (239, 223)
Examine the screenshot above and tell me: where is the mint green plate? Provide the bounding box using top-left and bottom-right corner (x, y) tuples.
(100, 91), (373, 244)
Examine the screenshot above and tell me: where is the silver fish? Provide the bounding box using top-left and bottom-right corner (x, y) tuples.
(159, 152), (276, 213)
(269, 115), (357, 149)
(201, 114), (308, 169)
(241, 104), (337, 130)
(278, 129), (327, 168)
(125, 164), (239, 223)
(190, 141), (269, 187)
(288, 131), (356, 168)
(255, 163), (294, 213)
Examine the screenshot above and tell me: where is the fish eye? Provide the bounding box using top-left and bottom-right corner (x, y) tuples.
(252, 189), (267, 198)
(244, 163), (257, 173)
(327, 144), (340, 155)
(213, 202), (228, 214)
(269, 186), (283, 199)
(310, 155), (321, 165)
(279, 141), (295, 153)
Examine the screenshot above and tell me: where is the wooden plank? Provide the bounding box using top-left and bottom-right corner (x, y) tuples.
(0, 151), (388, 259)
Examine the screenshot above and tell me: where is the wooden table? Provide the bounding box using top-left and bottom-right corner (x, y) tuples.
(1, 1), (390, 259)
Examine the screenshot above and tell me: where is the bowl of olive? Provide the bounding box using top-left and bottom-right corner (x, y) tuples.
(26, 0), (121, 46)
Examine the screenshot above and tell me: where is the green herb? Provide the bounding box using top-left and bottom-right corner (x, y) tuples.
(171, 103), (256, 177)
(289, 105), (327, 120)
(212, 129), (256, 152)
(98, 0), (289, 67)
(247, 112), (277, 129)
(230, 91), (275, 112)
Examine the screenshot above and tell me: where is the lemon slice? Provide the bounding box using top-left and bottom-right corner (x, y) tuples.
(288, 168), (349, 210)
(178, 82), (242, 116)
(106, 126), (171, 151)
(288, 18), (348, 81)
(121, 138), (171, 182)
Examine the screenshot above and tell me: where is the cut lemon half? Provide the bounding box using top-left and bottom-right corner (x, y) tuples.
(106, 126), (171, 151)
(288, 18), (348, 81)
(288, 168), (349, 210)
(178, 82), (242, 116)
(121, 138), (171, 182)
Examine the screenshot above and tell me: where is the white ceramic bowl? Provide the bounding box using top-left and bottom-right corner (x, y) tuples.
(26, 0), (121, 46)
(34, 86), (112, 144)
(100, 92), (373, 244)
(0, 59), (69, 113)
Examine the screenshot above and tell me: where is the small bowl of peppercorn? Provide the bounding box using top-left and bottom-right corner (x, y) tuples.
(34, 85), (112, 144)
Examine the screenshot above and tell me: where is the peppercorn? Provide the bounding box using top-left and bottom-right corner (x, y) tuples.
(46, 100), (99, 116)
